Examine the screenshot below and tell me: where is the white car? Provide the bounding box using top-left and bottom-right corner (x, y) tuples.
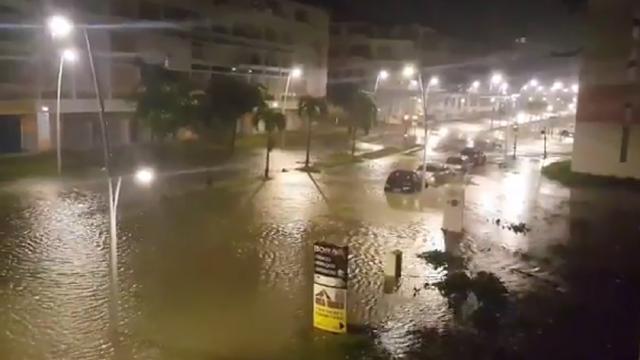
(445, 156), (472, 173)
(416, 162), (455, 185)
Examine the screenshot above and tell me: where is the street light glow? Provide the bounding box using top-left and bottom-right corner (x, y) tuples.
(551, 81), (564, 91)
(402, 64), (416, 78)
(134, 168), (155, 185)
(529, 78), (539, 87)
(429, 76), (439, 86)
(491, 73), (503, 84)
(379, 70), (389, 80)
(571, 83), (579, 93)
(472, 80), (480, 89)
(47, 15), (73, 38)
(62, 48), (78, 62)
(291, 67), (302, 78)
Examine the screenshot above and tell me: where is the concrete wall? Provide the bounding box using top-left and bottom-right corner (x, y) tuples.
(572, 121), (640, 179)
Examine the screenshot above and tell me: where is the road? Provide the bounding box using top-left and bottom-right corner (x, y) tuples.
(1, 120), (639, 359)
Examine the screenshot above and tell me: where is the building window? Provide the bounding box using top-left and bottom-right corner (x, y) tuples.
(294, 9), (309, 23)
(265, 0), (283, 16)
(348, 44), (372, 59)
(213, 0), (229, 5)
(192, 42), (204, 59)
(265, 27), (278, 42)
(377, 46), (392, 59)
(138, 1), (162, 20)
(164, 6), (196, 21)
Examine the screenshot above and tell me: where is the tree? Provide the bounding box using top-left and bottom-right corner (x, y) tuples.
(345, 91), (377, 157)
(201, 75), (264, 153)
(297, 96), (327, 169)
(253, 108), (286, 179)
(133, 64), (199, 141)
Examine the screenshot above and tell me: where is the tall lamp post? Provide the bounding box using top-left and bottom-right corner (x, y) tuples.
(281, 67), (302, 114)
(403, 64), (438, 188)
(54, 48), (77, 175)
(373, 69), (389, 93)
(47, 15), (153, 342)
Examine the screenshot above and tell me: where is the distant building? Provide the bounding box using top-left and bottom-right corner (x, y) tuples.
(327, 21), (492, 123)
(0, 0), (329, 153)
(572, 0), (640, 179)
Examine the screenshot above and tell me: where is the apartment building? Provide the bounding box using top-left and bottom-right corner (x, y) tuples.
(0, 0), (329, 153)
(572, 0), (640, 179)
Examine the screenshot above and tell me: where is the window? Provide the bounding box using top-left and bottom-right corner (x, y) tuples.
(294, 9), (309, 23)
(377, 46), (392, 59)
(265, 0), (283, 16)
(265, 28), (278, 42)
(213, 0), (229, 5)
(192, 42), (204, 59)
(232, 24), (261, 39)
(211, 25), (228, 34)
(348, 44), (372, 59)
(138, 1), (162, 20)
(164, 6), (196, 21)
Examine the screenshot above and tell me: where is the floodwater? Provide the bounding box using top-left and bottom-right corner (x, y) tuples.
(1, 148), (639, 359)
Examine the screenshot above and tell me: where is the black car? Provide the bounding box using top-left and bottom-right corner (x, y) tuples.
(460, 147), (487, 166)
(384, 170), (424, 193)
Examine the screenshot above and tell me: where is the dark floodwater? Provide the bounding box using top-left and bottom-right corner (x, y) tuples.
(1, 152), (639, 359)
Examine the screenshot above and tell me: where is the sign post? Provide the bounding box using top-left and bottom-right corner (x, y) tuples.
(313, 242), (348, 334)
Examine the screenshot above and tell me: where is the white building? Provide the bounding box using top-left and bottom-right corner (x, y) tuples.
(0, 0), (329, 153)
(572, 0), (640, 179)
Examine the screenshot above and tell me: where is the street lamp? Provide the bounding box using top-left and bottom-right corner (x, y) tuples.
(55, 48), (78, 175)
(47, 15), (73, 38)
(529, 78), (539, 87)
(571, 83), (579, 93)
(403, 64), (437, 188)
(282, 66), (302, 114)
(374, 69), (389, 93)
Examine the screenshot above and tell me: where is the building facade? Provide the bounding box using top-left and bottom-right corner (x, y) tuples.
(573, 0), (640, 179)
(0, 0), (329, 153)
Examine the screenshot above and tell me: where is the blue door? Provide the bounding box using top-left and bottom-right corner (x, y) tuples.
(0, 115), (21, 153)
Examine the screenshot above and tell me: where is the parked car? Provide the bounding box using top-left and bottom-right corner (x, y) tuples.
(460, 147), (487, 166)
(445, 156), (472, 173)
(416, 162), (455, 185)
(384, 170), (425, 193)
(560, 129), (574, 138)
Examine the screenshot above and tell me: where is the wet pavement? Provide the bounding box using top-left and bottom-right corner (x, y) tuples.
(1, 132), (640, 359)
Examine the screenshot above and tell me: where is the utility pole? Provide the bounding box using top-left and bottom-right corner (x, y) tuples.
(512, 124), (519, 159)
(541, 128), (547, 159)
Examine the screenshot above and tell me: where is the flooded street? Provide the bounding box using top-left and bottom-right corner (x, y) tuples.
(1, 147), (639, 359)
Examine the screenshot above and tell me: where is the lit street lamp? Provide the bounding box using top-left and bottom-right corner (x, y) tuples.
(282, 66), (302, 114)
(48, 14), (120, 339)
(490, 72), (503, 92)
(403, 64), (437, 188)
(529, 78), (539, 87)
(373, 69), (389, 93)
(55, 48), (78, 175)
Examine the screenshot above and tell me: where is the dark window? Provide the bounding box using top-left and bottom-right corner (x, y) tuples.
(192, 42), (204, 59)
(211, 25), (228, 34)
(294, 9), (309, 23)
(348, 44), (371, 59)
(164, 6), (196, 21)
(265, 28), (278, 42)
(266, 0), (283, 16)
(138, 1), (162, 20)
(249, 53), (261, 65)
(213, 0), (229, 5)
(377, 46), (392, 59)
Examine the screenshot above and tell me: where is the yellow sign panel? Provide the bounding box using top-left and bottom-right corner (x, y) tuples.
(313, 283), (347, 334)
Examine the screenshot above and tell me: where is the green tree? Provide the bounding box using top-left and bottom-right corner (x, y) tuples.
(297, 96), (327, 169)
(201, 75), (264, 154)
(253, 108), (286, 179)
(133, 64), (199, 140)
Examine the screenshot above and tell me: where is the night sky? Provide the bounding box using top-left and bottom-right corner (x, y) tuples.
(302, 0), (586, 50)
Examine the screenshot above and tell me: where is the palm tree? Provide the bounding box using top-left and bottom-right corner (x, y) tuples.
(253, 108), (286, 179)
(297, 96), (327, 169)
(340, 91), (377, 157)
